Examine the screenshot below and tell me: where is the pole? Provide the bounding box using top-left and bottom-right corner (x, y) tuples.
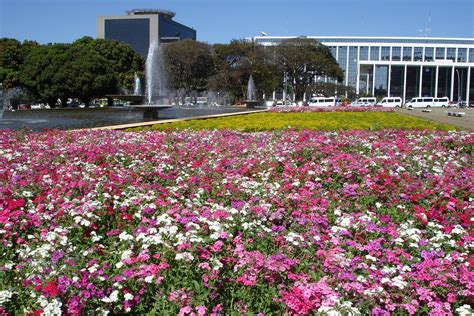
(455, 69), (461, 102)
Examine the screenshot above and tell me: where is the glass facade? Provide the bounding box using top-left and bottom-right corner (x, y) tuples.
(253, 36), (474, 102)
(158, 16), (196, 41)
(390, 66), (404, 97)
(424, 47), (434, 61)
(437, 67), (452, 98)
(414, 47), (423, 61)
(436, 47), (445, 60)
(337, 47), (348, 84)
(421, 67), (436, 97)
(403, 47), (412, 61)
(391, 47), (401, 61)
(360, 46), (369, 61)
(447, 48), (456, 61)
(457, 48), (467, 62)
(105, 19), (150, 57)
(347, 46), (358, 87)
(406, 66), (420, 100)
(374, 65), (388, 97)
(381, 46), (390, 61)
(370, 46), (379, 61)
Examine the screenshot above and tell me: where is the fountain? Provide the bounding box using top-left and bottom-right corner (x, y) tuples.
(247, 74), (255, 101)
(133, 73), (142, 96)
(235, 75), (261, 108)
(105, 41), (172, 119)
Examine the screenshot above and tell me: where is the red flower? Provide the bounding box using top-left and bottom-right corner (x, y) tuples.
(43, 280), (59, 297)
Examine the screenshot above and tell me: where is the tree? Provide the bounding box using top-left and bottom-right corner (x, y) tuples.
(20, 42), (116, 107)
(0, 38), (38, 90)
(163, 39), (215, 97)
(65, 44), (117, 106)
(19, 43), (72, 107)
(211, 40), (279, 102)
(72, 36), (144, 93)
(276, 38), (344, 100)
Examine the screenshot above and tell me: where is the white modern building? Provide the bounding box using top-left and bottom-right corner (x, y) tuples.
(251, 36), (474, 104)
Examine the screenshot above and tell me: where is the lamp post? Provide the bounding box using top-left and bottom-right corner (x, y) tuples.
(455, 69), (461, 103)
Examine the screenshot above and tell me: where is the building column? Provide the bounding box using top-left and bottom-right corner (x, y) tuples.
(345, 46), (349, 86)
(419, 66), (423, 97)
(403, 64), (407, 103)
(372, 65), (376, 96)
(387, 64), (392, 97)
(450, 66), (455, 101)
(467, 66), (471, 104)
(435, 65), (439, 97)
(356, 64), (360, 95)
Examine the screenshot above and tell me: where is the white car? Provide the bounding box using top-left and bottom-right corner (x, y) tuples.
(351, 97), (376, 106)
(376, 97), (402, 108)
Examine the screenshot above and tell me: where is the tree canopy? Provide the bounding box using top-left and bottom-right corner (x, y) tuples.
(276, 38), (344, 100)
(164, 39), (215, 95)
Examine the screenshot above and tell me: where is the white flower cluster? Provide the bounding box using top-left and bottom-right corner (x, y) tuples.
(0, 290), (13, 304)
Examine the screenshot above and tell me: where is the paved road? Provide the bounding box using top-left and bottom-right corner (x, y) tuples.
(396, 108), (473, 131)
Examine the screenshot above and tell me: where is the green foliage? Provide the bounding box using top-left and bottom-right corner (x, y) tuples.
(0, 38), (38, 89)
(211, 40), (280, 102)
(72, 36), (144, 91)
(164, 39), (215, 94)
(276, 38), (344, 100)
(17, 36), (142, 106)
(128, 112), (457, 132)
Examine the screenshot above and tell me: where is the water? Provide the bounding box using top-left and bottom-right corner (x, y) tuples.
(133, 73), (142, 96)
(247, 75), (255, 101)
(145, 41), (168, 104)
(0, 106), (258, 131)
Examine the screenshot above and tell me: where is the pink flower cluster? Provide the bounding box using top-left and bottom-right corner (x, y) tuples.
(269, 106), (395, 113)
(0, 129), (472, 315)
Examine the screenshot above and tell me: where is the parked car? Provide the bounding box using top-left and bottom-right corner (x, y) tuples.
(405, 97), (449, 108)
(376, 97), (403, 108)
(308, 97), (341, 107)
(18, 104), (31, 110)
(350, 97), (376, 106)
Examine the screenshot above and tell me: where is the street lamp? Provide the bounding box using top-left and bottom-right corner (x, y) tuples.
(455, 69), (461, 103)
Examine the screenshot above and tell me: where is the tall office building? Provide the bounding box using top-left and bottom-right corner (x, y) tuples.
(251, 36), (474, 103)
(97, 9), (196, 57)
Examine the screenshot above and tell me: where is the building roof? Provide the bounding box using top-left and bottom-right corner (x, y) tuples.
(126, 9), (176, 19)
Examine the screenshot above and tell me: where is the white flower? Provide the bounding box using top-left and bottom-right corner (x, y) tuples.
(0, 290), (13, 304)
(456, 304), (473, 316)
(124, 293), (134, 301)
(175, 252), (194, 262)
(365, 255), (377, 262)
(101, 290), (119, 303)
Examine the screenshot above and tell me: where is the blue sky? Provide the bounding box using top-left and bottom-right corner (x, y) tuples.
(1, 0), (473, 44)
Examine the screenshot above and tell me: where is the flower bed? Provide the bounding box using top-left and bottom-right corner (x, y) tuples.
(0, 129), (473, 315)
(269, 106), (395, 113)
(130, 112), (456, 132)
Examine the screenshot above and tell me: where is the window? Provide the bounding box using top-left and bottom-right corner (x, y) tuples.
(457, 48), (467, 62)
(370, 46), (380, 61)
(360, 46), (368, 61)
(403, 47), (412, 61)
(392, 47), (401, 61)
(435, 47), (445, 60)
(381, 46), (390, 60)
(469, 48), (474, 63)
(447, 48), (456, 61)
(424, 47), (434, 61)
(414, 47), (423, 61)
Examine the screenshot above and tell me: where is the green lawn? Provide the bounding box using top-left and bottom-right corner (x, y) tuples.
(128, 112), (457, 132)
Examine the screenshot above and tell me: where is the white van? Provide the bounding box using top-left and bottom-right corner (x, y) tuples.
(376, 97), (402, 108)
(405, 97), (449, 108)
(351, 97), (377, 107)
(308, 97), (341, 107)
(433, 97), (450, 108)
